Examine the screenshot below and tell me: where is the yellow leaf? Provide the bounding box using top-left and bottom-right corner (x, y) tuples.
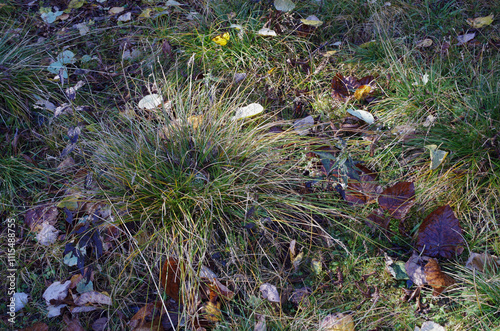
(300, 15), (323, 27)
(187, 115), (203, 130)
(416, 38), (433, 48)
(353, 85), (372, 101)
(203, 301), (222, 322)
(267, 67), (276, 75)
(139, 8), (153, 18)
(212, 32), (230, 46)
(425, 144), (448, 170)
(68, 0), (86, 9)
(467, 15), (494, 28)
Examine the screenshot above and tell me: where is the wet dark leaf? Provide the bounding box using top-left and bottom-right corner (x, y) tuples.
(417, 205), (464, 259)
(160, 257), (181, 303)
(378, 181), (415, 220)
(25, 204), (59, 232)
(366, 208), (390, 229)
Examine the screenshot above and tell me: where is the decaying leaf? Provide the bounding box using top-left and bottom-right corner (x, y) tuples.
(415, 321), (446, 331)
(293, 115), (314, 135)
(416, 38), (433, 48)
(466, 15), (494, 29)
(254, 314), (266, 331)
(457, 32), (475, 45)
(19, 322), (49, 331)
(332, 73), (375, 101)
(74, 291), (112, 306)
(25, 204), (58, 232)
(385, 254), (409, 280)
(417, 205), (464, 259)
(202, 301), (222, 322)
(43, 280), (71, 317)
(63, 314), (85, 331)
(424, 258), (455, 296)
(109, 7), (125, 15)
(404, 252), (427, 286)
(465, 252), (500, 273)
(260, 283), (280, 303)
(345, 164), (379, 205)
(36, 223), (59, 246)
(319, 313), (355, 331)
(128, 301), (165, 331)
(289, 287), (312, 306)
(353, 85), (372, 101)
(378, 181), (415, 220)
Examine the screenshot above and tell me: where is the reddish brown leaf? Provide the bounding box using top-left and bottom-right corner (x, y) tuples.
(63, 314), (85, 331)
(417, 205), (464, 259)
(128, 301), (164, 331)
(378, 181), (415, 220)
(160, 257), (182, 302)
(424, 258), (455, 296)
(331, 73), (349, 101)
(366, 208), (390, 230)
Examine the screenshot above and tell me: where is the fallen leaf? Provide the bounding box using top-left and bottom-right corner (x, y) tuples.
(68, 0), (86, 9)
(385, 255), (409, 280)
(43, 280), (71, 305)
(128, 301), (165, 331)
(312, 259), (322, 275)
(293, 115), (314, 135)
(417, 205), (464, 259)
(254, 314), (266, 331)
(331, 73), (374, 101)
(289, 287), (311, 306)
(465, 252), (500, 273)
(258, 28), (277, 37)
(424, 258), (455, 295)
(301, 15), (323, 27)
(25, 204), (58, 232)
(139, 8), (153, 18)
(425, 144), (448, 170)
(378, 181), (415, 220)
(467, 15), (494, 29)
(109, 7), (124, 15)
(92, 317), (108, 331)
(37, 223), (59, 246)
(13, 292), (29, 312)
(457, 32), (475, 45)
(318, 313), (355, 331)
(117, 12), (132, 22)
(160, 257), (182, 302)
(63, 314), (85, 331)
(138, 94), (163, 110)
(260, 283), (280, 303)
(212, 32), (230, 46)
(347, 108), (374, 124)
(416, 38), (433, 48)
(232, 103), (264, 120)
(415, 321), (446, 331)
(274, 0), (295, 12)
(353, 85), (372, 101)
(345, 164), (379, 205)
(202, 301), (222, 322)
(404, 252), (427, 286)
(74, 291), (111, 306)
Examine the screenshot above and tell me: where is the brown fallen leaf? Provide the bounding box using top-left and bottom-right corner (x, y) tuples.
(378, 181), (415, 220)
(345, 164), (379, 205)
(417, 205), (464, 259)
(160, 257), (182, 302)
(63, 314), (85, 331)
(424, 258), (455, 296)
(128, 301), (164, 331)
(465, 252), (500, 273)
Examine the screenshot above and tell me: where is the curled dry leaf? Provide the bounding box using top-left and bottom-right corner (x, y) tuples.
(424, 258), (455, 296)
(260, 283), (280, 303)
(74, 291), (112, 306)
(378, 181), (415, 220)
(417, 205), (464, 259)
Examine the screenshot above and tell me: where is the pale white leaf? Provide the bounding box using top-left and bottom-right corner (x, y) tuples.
(293, 115), (314, 135)
(274, 0), (295, 12)
(260, 283), (280, 303)
(36, 222), (59, 246)
(117, 12), (132, 22)
(41, 11), (64, 24)
(43, 281), (71, 305)
(405, 252), (427, 286)
(13, 293), (29, 312)
(257, 28), (277, 37)
(108, 6), (124, 15)
(138, 94), (163, 110)
(415, 321), (446, 331)
(347, 108), (374, 124)
(75, 23), (90, 36)
(47, 304), (67, 317)
(232, 103), (264, 120)
(457, 32), (475, 45)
